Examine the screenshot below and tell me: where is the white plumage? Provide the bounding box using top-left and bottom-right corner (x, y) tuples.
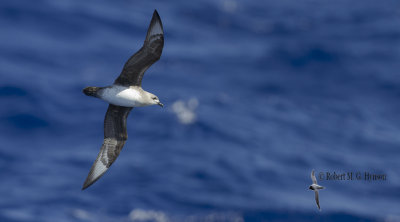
(101, 85), (143, 107)
(149, 20), (163, 37)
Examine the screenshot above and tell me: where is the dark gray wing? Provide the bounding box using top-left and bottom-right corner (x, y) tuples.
(311, 169), (317, 184)
(314, 190), (321, 210)
(114, 10), (164, 87)
(82, 105), (133, 190)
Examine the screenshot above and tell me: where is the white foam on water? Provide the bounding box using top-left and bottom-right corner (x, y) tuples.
(128, 208), (244, 222)
(72, 209), (92, 221)
(171, 98), (199, 125)
(129, 209), (169, 222)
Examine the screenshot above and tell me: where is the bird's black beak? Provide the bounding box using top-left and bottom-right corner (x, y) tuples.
(158, 102), (164, 107)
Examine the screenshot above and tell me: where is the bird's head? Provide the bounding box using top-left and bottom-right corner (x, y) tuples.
(147, 92), (163, 107)
(309, 185), (313, 190)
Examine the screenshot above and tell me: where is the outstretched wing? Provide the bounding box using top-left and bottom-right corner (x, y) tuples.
(314, 190), (321, 210)
(82, 105), (133, 190)
(311, 169), (317, 184)
(114, 10), (164, 87)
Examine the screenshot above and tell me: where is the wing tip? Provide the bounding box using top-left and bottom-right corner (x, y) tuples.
(146, 9), (163, 41)
(82, 172), (98, 190)
(82, 179), (92, 190)
(153, 9), (160, 20)
(81, 159), (110, 190)
(81, 169), (108, 190)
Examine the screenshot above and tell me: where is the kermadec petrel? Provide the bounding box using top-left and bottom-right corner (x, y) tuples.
(309, 169), (325, 210)
(81, 10), (164, 190)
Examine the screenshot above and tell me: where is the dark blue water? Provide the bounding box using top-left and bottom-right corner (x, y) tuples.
(1, 0), (400, 221)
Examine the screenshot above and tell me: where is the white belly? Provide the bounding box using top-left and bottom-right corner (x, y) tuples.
(101, 86), (143, 107)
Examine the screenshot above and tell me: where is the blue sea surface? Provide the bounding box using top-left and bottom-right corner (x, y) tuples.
(1, 0), (400, 221)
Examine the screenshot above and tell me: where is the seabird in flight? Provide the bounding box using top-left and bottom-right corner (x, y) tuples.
(309, 169), (325, 210)
(81, 10), (164, 190)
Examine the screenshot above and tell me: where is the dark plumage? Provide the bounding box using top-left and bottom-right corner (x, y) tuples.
(83, 86), (101, 97)
(114, 11), (164, 87)
(82, 10), (164, 190)
(82, 105), (132, 190)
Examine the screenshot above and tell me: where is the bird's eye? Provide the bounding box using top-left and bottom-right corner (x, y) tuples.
(152, 97), (157, 100)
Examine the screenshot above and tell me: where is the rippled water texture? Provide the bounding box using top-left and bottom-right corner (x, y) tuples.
(1, 0), (400, 221)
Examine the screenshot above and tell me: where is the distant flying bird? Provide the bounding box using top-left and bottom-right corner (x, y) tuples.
(309, 169), (325, 210)
(81, 10), (164, 190)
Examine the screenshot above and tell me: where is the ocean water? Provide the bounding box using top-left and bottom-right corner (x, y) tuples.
(1, 0), (400, 221)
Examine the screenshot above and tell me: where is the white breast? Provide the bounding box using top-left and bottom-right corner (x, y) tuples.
(101, 86), (143, 107)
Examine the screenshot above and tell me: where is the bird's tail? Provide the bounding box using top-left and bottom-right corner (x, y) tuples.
(83, 87), (101, 98)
